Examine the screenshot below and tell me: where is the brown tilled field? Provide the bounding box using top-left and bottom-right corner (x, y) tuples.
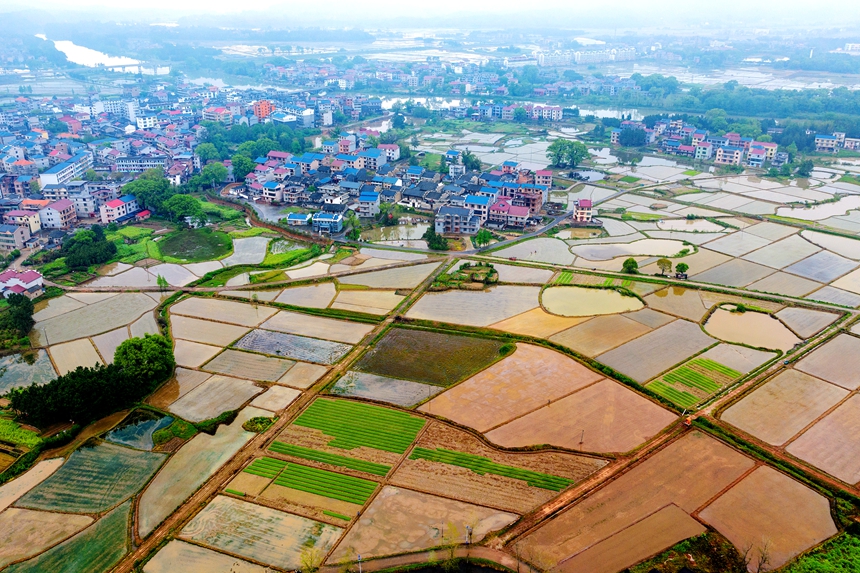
(549, 315), (651, 357)
(272, 425), (403, 467)
(785, 394), (860, 484)
(699, 466), (836, 569)
(418, 344), (603, 431)
(795, 333), (860, 390)
(389, 422), (608, 513)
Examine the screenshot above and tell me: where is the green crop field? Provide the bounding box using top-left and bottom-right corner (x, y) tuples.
(683, 169), (699, 176)
(0, 418), (41, 448)
(293, 398), (425, 454)
(620, 176), (640, 183)
(555, 271), (573, 285)
(273, 463), (377, 505)
(323, 510), (351, 521)
(244, 457), (288, 479)
(268, 443), (391, 476)
(410, 448), (574, 491)
(648, 358), (742, 408)
(158, 228), (232, 262)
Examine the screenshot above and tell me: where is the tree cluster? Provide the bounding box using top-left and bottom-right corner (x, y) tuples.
(547, 140), (589, 168)
(0, 293), (35, 338)
(7, 334), (175, 428)
(62, 226), (117, 271)
(422, 227), (449, 250)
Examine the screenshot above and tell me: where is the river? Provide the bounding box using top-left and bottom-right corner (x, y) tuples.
(33, 35), (169, 75)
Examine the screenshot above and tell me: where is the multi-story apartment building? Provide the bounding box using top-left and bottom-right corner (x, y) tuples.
(38, 199), (77, 229)
(715, 146), (743, 166)
(434, 206), (480, 235)
(115, 156), (169, 173)
(38, 152), (93, 188)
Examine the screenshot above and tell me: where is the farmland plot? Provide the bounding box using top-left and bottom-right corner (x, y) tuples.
(644, 287), (708, 321)
(0, 458), (63, 512)
(795, 333), (860, 389)
(261, 311), (374, 344)
(235, 329), (352, 364)
(144, 540), (267, 573)
(33, 295), (85, 321)
(597, 320), (716, 383)
(337, 262), (441, 289)
(705, 232), (772, 257)
(147, 368), (212, 409)
(179, 495), (341, 570)
(748, 272), (823, 297)
(331, 290), (405, 315)
(390, 423), (607, 513)
(542, 286), (643, 316)
(801, 230), (860, 260)
(0, 350), (56, 394)
(647, 357), (742, 408)
(741, 234), (821, 269)
(204, 348), (295, 380)
(549, 315), (651, 357)
(0, 509), (92, 568)
(169, 315), (249, 346)
(5, 500), (131, 573)
(170, 297), (277, 327)
(130, 311), (159, 338)
(221, 236), (269, 266)
(169, 375), (262, 422)
(275, 283), (337, 308)
(33, 293), (157, 345)
(418, 344), (603, 432)
(278, 362), (329, 389)
(329, 486), (517, 561)
(623, 308), (676, 329)
(250, 385), (302, 412)
(570, 239), (687, 261)
(273, 424), (402, 469)
(514, 432), (754, 569)
(331, 371), (445, 407)
(692, 259), (775, 287)
(486, 379), (676, 453)
(704, 308), (801, 351)
(105, 412), (174, 451)
(405, 286), (540, 326)
(808, 285), (860, 307)
(49, 338), (103, 375)
(700, 466), (836, 569)
(493, 263), (554, 284)
(786, 395), (860, 484)
(721, 370), (848, 446)
(490, 308), (590, 338)
(172, 340), (222, 368)
(775, 307), (840, 338)
(92, 327), (129, 363)
(786, 251), (859, 283)
(16, 441), (165, 514)
(355, 328), (504, 386)
(138, 407), (267, 537)
(493, 237), (575, 265)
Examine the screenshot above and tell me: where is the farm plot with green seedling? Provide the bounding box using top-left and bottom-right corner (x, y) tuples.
(647, 358), (742, 408)
(555, 271), (573, 285)
(273, 463), (378, 505)
(390, 422), (608, 513)
(268, 443), (391, 476)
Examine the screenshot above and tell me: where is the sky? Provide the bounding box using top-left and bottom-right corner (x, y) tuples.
(1, 0), (859, 28)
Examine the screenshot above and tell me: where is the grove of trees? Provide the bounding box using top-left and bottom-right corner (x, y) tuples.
(547, 140), (589, 168)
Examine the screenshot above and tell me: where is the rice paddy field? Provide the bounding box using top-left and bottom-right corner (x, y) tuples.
(0, 350), (56, 394)
(203, 348), (295, 380)
(330, 371), (446, 407)
(541, 286), (644, 316)
(168, 374), (262, 422)
(354, 327), (505, 386)
(0, 508), (93, 568)
(261, 311), (374, 344)
(235, 329), (353, 364)
(144, 540), (267, 573)
(0, 458), (64, 512)
(405, 285), (540, 326)
(32, 293), (157, 346)
(170, 297), (278, 327)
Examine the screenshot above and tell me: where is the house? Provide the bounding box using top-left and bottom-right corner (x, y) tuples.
(610, 128), (622, 145)
(694, 141), (713, 160)
(434, 206), (480, 235)
(357, 191), (380, 218)
(261, 181), (283, 203)
(99, 194), (139, 224)
(0, 269), (43, 297)
(772, 152), (790, 168)
(3, 210), (41, 234)
(357, 148), (387, 171)
(377, 144), (401, 161)
(0, 224), (30, 251)
(38, 199), (77, 229)
(312, 211), (344, 234)
(501, 160), (520, 174)
(38, 152), (93, 187)
(747, 148), (767, 168)
(285, 212), (311, 226)
(815, 134), (839, 153)
(573, 199), (593, 223)
(715, 146), (743, 166)
(534, 170), (553, 187)
(464, 194), (491, 222)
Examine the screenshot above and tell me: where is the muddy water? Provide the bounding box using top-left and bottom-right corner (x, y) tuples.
(542, 286), (644, 317)
(362, 224), (430, 242)
(657, 219), (725, 232)
(704, 308), (801, 351)
(776, 195), (860, 221)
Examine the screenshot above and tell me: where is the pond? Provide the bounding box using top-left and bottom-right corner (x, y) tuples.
(542, 286), (644, 317)
(0, 350), (57, 394)
(362, 224), (430, 242)
(570, 170), (606, 182)
(704, 308), (801, 351)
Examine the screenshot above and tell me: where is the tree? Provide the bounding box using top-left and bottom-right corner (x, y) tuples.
(114, 334), (175, 382)
(194, 142), (220, 162)
(438, 155), (447, 173)
(163, 194), (204, 225)
(622, 257), (639, 274)
(796, 159), (814, 177)
(656, 258), (672, 275)
(462, 150), (482, 171)
(619, 128), (647, 147)
(28, 179), (40, 195)
(422, 227), (449, 250)
(82, 169), (103, 182)
(156, 274), (169, 291)
(513, 107), (529, 123)
(231, 154), (255, 181)
(393, 113), (406, 129)
(1, 293), (34, 337)
(675, 262), (689, 274)
(474, 229), (493, 247)
(201, 162), (228, 188)
(547, 140), (589, 168)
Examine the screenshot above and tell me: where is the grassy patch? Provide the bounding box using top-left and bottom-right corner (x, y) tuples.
(629, 532), (749, 573)
(269, 442), (391, 476)
(783, 532), (860, 572)
(158, 228), (232, 262)
(114, 226), (153, 240)
(683, 169), (699, 176)
(225, 488), (245, 496)
(294, 398), (425, 454)
(242, 416), (277, 433)
(152, 418), (197, 445)
(620, 175), (640, 184)
(229, 227), (270, 238)
(647, 358), (741, 408)
(419, 152), (443, 170)
(354, 327), (506, 386)
(554, 271), (574, 285)
(0, 418), (41, 449)
(410, 448), (573, 491)
(260, 242), (321, 268)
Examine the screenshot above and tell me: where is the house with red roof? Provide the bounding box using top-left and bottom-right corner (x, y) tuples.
(38, 199), (77, 229)
(0, 269), (43, 298)
(573, 199), (593, 223)
(99, 195), (139, 225)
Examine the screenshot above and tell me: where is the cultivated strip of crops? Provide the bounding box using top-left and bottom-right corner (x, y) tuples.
(690, 358), (741, 379)
(323, 510), (352, 521)
(555, 271), (573, 285)
(269, 442), (391, 476)
(244, 457), (288, 479)
(273, 463), (377, 505)
(647, 381), (699, 409)
(294, 398), (425, 453)
(663, 366), (721, 394)
(410, 447), (574, 491)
